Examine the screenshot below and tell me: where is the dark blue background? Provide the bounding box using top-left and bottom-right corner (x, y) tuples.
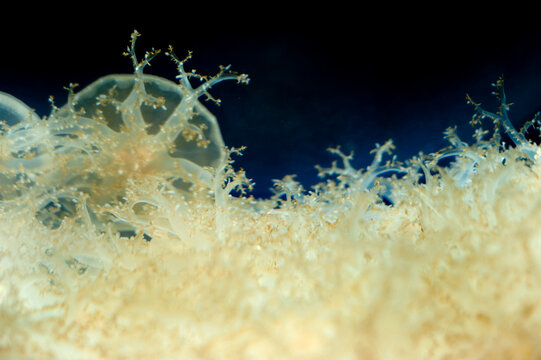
(2, 8), (541, 198)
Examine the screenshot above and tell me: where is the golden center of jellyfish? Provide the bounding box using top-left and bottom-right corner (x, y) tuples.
(116, 144), (155, 176)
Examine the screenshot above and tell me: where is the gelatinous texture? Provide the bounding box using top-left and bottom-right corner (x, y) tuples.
(0, 32), (248, 231)
(1, 32), (541, 359)
(0, 76), (219, 230)
(0, 91), (40, 126)
(68, 73), (225, 169)
(0, 91), (43, 199)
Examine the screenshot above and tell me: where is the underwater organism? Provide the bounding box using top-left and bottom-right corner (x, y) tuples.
(2, 31), (541, 360)
(0, 30), (249, 231)
(466, 76), (538, 162)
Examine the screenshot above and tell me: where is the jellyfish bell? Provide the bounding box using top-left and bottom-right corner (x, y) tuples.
(0, 73), (230, 229)
(0, 91), (41, 127)
(65, 73), (226, 172)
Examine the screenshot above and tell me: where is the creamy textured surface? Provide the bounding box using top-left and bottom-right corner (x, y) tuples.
(1, 33), (541, 359)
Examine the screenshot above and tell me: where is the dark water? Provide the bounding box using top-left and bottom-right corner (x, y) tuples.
(2, 10), (541, 199)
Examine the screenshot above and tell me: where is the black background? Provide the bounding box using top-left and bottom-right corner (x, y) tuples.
(2, 6), (541, 198)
